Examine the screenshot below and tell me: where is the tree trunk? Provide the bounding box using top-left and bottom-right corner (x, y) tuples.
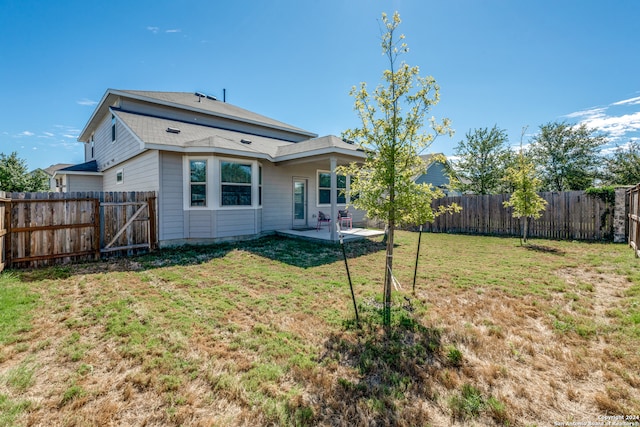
(384, 219), (395, 328)
(522, 216), (528, 244)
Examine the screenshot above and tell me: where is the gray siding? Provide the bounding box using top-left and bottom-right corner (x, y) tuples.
(186, 210), (215, 238)
(159, 152), (184, 241)
(216, 210), (258, 238)
(92, 113), (144, 172)
(416, 162), (450, 188)
(262, 162), (312, 231)
(66, 175), (103, 192)
(102, 151), (159, 192)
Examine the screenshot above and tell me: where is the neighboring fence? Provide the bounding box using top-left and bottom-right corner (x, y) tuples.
(426, 191), (615, 241)
(629, 184), (640, 257)
(0, 191), (156, 270)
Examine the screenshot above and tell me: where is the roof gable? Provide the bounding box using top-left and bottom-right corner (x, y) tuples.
(79, 89), (317, 142)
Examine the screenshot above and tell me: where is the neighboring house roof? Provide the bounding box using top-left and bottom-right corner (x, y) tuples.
(56, 160), (100, 174)
(79, 89), (317, 142)
(40, 163), (74, 177)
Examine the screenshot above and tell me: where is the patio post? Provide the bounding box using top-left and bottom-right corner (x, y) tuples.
(330, 157), (338, 241)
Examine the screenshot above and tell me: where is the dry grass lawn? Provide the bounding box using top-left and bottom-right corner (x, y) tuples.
(1, 231), (639, 426)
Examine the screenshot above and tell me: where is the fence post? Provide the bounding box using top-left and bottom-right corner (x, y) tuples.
(93, 198), (101, 260)
(5, 199), (11, 268)
(148, 195), (157, 250)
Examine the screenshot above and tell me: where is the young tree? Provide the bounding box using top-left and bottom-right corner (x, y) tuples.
(530, 121), (605, 191)
(0, 152), (49, 192)
(503, 147), (547, 244)
(602, 141), (640, 185)
(450, 125), (510, 194)
(338, 12), (456, 326)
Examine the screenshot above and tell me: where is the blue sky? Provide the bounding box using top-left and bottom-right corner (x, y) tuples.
(1, 0), (639, 170)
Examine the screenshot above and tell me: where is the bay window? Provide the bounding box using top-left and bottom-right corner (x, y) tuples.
(221, 161), (252, 206)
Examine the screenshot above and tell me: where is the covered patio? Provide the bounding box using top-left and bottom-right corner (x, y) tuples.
(276, 226), (385, 243)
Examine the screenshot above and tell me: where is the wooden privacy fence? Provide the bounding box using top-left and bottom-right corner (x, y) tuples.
(426, 191), (614, 241)
(629, 184), (640, 257)
(0, 191), (157, 270)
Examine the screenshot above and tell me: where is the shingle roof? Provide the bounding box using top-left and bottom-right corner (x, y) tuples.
(58, 160), (99, 173)
(123, 91), (316, 135)
(115, 110), (365, 162)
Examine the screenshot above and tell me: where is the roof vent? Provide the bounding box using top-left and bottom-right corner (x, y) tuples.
(206, 95), (217, 101)
(195, 92), (206, 102)
(166, 127), (181, 134)
(240, 139), (252, 145)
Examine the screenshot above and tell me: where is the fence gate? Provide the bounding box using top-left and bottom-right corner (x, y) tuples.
(1, 191), (157, 269)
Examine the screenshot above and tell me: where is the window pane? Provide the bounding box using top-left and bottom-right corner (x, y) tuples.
(337, 191), (346, 204)
(222, 185), (251, 206)
(337, 174), (346, 189)
(319, 189), (331, 205)
(191, 184), (206, 206)
(221, 162), (251, 183)
(190, 160), (207, 183)
(318, 172), (331, 188)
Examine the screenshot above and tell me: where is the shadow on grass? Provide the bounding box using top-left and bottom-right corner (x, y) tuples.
(303, 303), (445, 425)
(524, 244), (566, 255)
(15, 235), (387, 281)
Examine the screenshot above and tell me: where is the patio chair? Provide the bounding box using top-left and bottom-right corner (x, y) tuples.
(316, 211), (331, 231)
(338, 209), (352, 230)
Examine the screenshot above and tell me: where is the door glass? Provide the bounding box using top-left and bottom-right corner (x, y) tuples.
(294, 181), (305, 220)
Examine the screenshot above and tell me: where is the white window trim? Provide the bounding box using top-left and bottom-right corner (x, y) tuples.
(219, 158), (255, 210)
(183, 156), (213, 210)
(316, 170), (349, 207)
(116, 168), (124, 185)
(182, 156), (261, 211)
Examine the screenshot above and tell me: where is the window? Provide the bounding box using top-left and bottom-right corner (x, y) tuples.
(116, 169), (124, 184)
(258, 165), (262, 206)
(190, 160), (207, 206)
(90, 134), (95, 158)
(111, 115), (116, 142)
(221, 161), (251, 206)
(318, 171), (346, 205)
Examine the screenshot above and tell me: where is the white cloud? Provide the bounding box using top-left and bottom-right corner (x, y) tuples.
(42, 132), (54, 137)
(20, 131), (34, 136)
(564, 107), (607, 120)
(611, 96), (640, 106)
(62, 134), (77, 139)
(147, 26), (159, 34)
(165, 29), (181, 33)
(578, 111), (640, 139)
(77, 98), (98, 106)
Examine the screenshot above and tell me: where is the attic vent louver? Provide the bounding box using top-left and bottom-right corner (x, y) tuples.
(240, 139), (252, 144)
(166, 127), (181, 134)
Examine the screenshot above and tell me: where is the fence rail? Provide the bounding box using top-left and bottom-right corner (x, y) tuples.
(0, 191), (157, 270)
(629, 184), (640, 257)
(426, 191), (614, 241)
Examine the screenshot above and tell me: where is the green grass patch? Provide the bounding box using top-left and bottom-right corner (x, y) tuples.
(0, 394), (31, 427)
(0, 273), (39, 345)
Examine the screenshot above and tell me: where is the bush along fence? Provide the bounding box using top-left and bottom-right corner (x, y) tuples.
(629, 184), (640, 257)
(0, 191), (157, 270)
(425, 189), (629, 242)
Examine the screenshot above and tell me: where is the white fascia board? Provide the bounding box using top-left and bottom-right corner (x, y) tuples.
(53, 171), (103, 177)
(78, 89), (117, 142)
(274, 147), (366, 163)
(143, 143), (274, 161)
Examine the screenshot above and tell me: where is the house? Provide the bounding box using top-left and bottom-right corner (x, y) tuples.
(57, 89), (366, 246)
(30, 163), (73, 191)
(416, 154), (460, 196)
